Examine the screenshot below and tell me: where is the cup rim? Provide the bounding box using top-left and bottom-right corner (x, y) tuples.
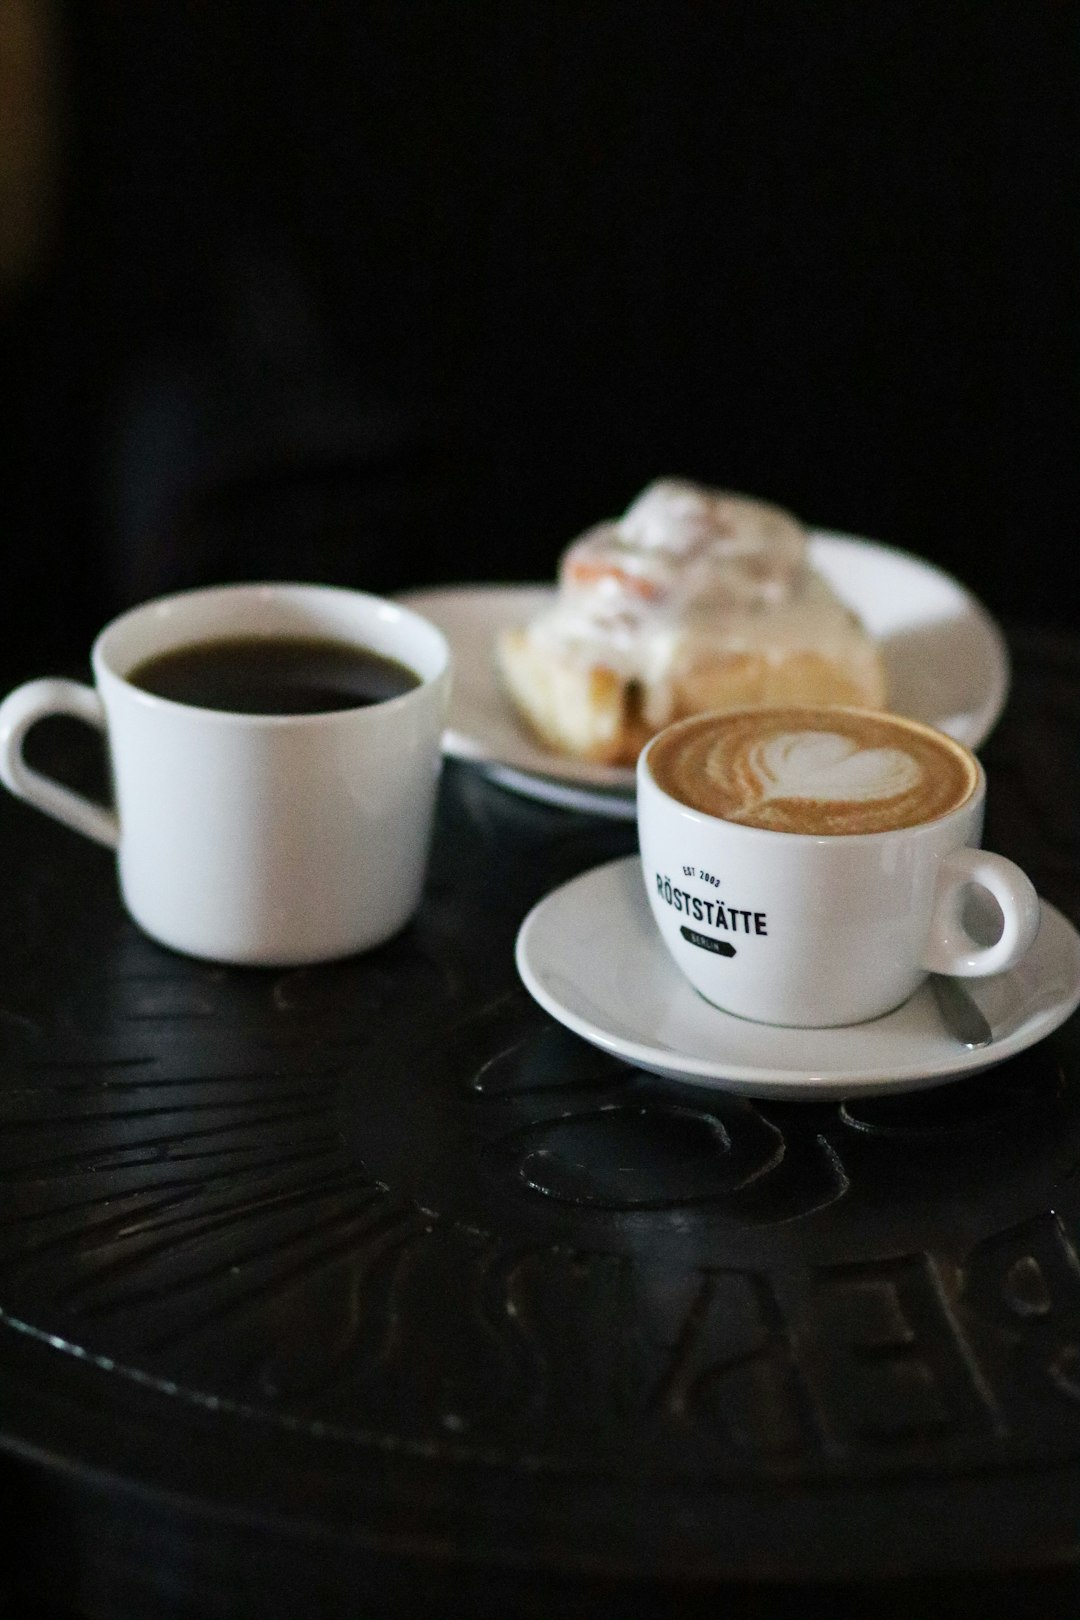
(91, 581), (451, 727)
(637, 705), (984, 843)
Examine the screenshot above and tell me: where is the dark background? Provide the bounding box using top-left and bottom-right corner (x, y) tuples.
(2, 11), (1080, 1616)
(2, 1), (1078, 672)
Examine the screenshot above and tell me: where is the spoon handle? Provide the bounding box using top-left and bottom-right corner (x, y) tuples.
(930, 973), (993, 1049)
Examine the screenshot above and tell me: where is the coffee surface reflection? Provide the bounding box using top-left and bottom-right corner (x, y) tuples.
(129, 635), (421, 715)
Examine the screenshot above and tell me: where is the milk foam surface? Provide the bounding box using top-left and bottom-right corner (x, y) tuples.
(648, 707), (976, 834)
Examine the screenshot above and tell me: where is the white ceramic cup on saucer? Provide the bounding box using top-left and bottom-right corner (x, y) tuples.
(636, 705), (1042, 1028)
(0, 583), (451, 966)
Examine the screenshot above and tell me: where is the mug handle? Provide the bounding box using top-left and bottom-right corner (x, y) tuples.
(921, 846), (1041, 977)
(0, 678), (119, 848)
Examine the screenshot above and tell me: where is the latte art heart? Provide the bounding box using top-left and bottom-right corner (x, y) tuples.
(647, 706), (977, 834)
(748, 731), (922, 806)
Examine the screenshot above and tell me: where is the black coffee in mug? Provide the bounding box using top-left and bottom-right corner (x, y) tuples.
(128, 635), (421, 715)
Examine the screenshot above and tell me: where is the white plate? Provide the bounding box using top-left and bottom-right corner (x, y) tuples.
(515, 856), (1080, 1100)
(400, 532), (1011, 816)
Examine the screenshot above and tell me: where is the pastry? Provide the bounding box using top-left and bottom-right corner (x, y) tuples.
(495, 478), (888, 766)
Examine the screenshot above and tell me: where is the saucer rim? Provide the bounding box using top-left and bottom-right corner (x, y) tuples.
(514, 855), (1080, 1098)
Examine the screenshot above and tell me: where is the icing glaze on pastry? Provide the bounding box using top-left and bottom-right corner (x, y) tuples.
(496, 478), (888, 764)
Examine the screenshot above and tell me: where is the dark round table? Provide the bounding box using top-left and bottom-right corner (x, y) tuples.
(2, 625), (1080, 1619)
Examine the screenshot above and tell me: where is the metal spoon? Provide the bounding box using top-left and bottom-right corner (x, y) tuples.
(929, 973), (993, 1049)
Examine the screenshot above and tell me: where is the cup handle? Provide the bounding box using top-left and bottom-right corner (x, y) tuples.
(921, 846), (1041, 977)
(0, 678), (119, 848)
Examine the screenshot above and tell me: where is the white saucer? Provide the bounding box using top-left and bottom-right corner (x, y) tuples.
(515, 856), (1080, 1100)
(400, 531), (1011, 817)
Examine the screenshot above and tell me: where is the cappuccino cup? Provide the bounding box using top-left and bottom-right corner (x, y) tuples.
(637, 706), (1041, 1027)
(0, 583), (451, 966)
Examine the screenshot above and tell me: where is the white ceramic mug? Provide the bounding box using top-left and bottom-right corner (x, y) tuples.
(0, 583), (451, 966)
(636, 710), (1042, 1027)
